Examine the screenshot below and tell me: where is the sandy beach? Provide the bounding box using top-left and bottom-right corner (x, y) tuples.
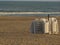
(0, 16), (60, 45)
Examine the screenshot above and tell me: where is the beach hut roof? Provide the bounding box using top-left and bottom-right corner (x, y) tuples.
(40, 18), (48, 23)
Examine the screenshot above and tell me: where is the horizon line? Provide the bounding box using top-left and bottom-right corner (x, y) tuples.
(0, 0), (60, 2)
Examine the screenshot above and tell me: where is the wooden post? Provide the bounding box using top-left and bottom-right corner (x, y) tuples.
(48, 14), (49, 21)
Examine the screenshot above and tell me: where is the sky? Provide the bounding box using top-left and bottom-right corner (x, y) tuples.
(0, 0), (60, 1)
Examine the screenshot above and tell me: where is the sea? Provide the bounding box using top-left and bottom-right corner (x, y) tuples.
(0, 1), (60, 16)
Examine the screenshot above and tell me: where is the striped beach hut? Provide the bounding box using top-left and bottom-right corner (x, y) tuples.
(30, 18), (44, 34)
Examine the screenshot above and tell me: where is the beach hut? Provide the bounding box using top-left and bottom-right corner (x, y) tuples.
(49, 17), (59, 34)
(51, 17), (59, 34)
(30, 18), (40, 33)
(30, 18), (45, 34)
(40, 18), (49, 34)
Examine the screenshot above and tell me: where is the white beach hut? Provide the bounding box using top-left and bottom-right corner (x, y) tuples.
(51, 17), (59, 34)
(49, 17), (59, 34)
(40, 18), (49, 34)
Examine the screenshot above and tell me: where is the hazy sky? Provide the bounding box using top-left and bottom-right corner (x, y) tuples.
(0, 0), (60, 1)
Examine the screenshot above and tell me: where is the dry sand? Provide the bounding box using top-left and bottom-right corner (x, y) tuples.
(0, 16), (60, 45)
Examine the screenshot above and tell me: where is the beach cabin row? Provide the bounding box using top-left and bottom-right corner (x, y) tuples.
(30, 17), (59, 34)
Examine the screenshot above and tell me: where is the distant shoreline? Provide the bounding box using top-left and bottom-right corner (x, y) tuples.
(0, 12), (60, 14)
